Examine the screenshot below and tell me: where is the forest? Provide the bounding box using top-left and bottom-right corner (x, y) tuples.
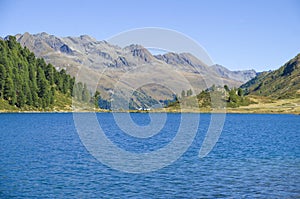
(0, 36), (91, 110)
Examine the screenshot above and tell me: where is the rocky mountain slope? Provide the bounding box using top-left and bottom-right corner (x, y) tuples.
(241, 54), (300, 99)
(210, 64), (257, 83)
(12, 32), (257, 107)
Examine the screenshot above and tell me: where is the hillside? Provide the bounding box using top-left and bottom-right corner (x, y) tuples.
(164, 53), (300, 113)
(241, 54), (300, 99)
(0, 36), (90, 111)
(14, 32), (257, 109)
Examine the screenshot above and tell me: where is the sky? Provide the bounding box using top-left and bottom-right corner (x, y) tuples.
(0, 0), (299, 71)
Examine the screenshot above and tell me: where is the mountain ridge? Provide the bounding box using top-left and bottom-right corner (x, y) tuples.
(10, 32), (257, 107)
(210, 64), (257, 83)
(12, 32), (256, 80)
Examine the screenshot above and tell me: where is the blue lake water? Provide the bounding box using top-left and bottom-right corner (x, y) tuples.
(0, 113), (299, 198)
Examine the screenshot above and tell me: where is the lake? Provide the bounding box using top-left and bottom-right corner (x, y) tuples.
(0, 113), (299, 198)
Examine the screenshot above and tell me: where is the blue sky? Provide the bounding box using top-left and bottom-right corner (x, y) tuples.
(0, 0), (299, 71)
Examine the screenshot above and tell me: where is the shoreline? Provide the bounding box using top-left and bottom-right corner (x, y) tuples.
(1, 95), (299, 115)
(1, 109), (299, 115)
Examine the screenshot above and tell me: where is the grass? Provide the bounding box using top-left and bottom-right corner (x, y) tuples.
(225, 96), (300, 114)
(0, 99), (19, 112)
(52, 91), (73, 112)
(1, 93), (299, 114)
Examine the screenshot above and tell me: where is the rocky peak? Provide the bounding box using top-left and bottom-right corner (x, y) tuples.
(155, 52), (188, 65)
(125, 44), (154, 63)
(60, 44), (74, 55)
(154, 52), (207, 71)
(79, 35), (97, 43)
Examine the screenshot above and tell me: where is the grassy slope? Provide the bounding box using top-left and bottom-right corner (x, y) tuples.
(226, 95), (300, 114)
(51, 91), (73, 112)
(0, 99), (19, 112)
(241, 54), (300, 99)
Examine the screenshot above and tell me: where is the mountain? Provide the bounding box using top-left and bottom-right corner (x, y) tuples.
(14, 32), (159, 71)
(13, 32), (257, 108)
(241, 54), (300, 99)
(210, 64), (257, 83)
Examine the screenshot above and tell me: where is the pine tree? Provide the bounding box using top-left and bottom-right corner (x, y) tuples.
(93, 90), (101, 108)
(238, 88), (244, 97)
(50, 87), (55, 104)
(224, 85), (230, 92)
(45, 63), (55, 85)
(4, 76), (14, 100)
(181, 90), (185, 98)
(187, 89), (193, 97)
(82, 83), (91, 102)
(73, 82), (83, 101)
(0, 64), (6, 98)
(16, 91), (26, 108)
(37, 66), (49, 98)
